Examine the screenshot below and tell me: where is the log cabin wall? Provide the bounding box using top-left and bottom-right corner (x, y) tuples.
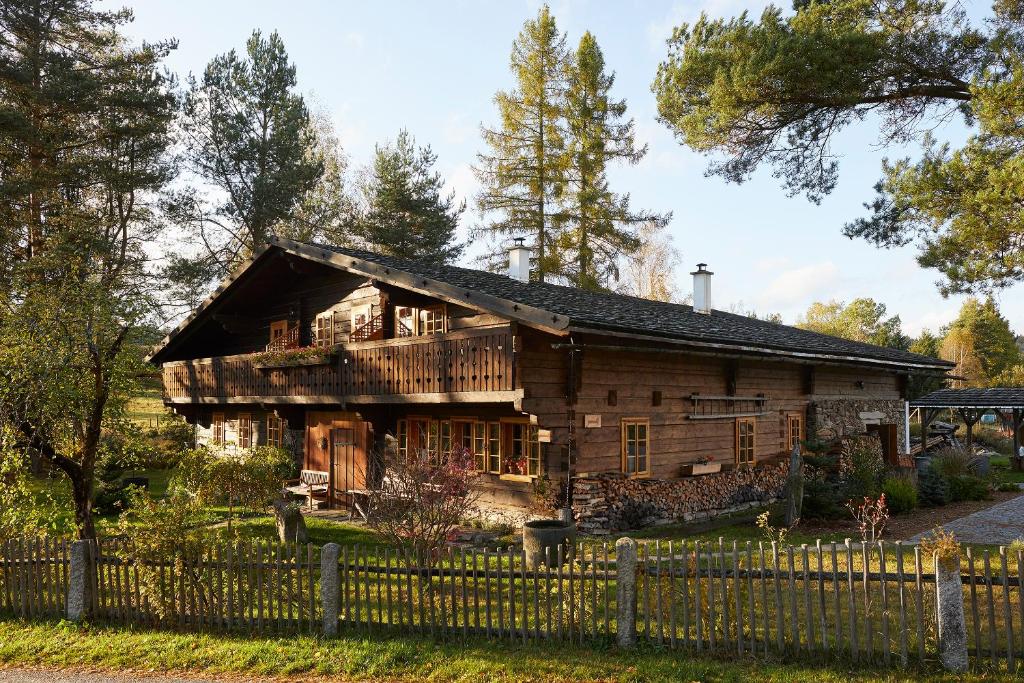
(515, 333), (908, 481)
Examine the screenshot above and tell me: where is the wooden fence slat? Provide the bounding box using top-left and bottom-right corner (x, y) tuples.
(1001, 547), (1015, 672)
(895, 542), (908, 667)
(968, 547), (980, 659)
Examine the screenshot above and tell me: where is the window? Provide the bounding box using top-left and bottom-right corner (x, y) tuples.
(211, 412), (225, 446)
(351, 305), (371, 331)
(395, 306), (416, 337)
(487, 422), (501, 474)
(472, 422), (487, 471)
(396, 419), (408, 458)
(419, 305), (446, 335)
(269, 320), (289, 346)
(786, 413), (803, 452)
(506, 423), (541, 477)
(315, 313), (334, 348)
(266, 414), (285, 448)
(736, 417), (756, 466)
(409, 418), (431, 457)
(621, 419), (650, 476)
(237, 413), (252, 449)
(440, 420), (452, 456)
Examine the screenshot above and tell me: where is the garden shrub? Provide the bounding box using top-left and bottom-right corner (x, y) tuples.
(947, 474), (990, 502)
(882, 475), (918, 514)
(917, 467), (951, 507)
(839, 436), (884, 499)
(931, 448), (974, 478)
(801, 478), (846, 519)
(972, 426), (1012, 454)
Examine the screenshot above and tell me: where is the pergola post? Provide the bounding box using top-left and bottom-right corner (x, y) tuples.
(958, 408), (980, 454)
(1013, 409), (1023, 471)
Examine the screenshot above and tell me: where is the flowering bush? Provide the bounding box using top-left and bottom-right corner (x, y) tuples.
(847, 494), (889, 543)
(367, 443), (480, 564)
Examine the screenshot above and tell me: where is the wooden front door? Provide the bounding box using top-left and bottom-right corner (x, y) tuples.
(305, 410), (371, 507)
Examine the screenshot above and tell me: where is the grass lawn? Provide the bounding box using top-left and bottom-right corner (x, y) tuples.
(0, 618), (1004, 682)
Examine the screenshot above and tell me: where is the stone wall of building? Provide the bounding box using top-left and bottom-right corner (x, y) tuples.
(572, 461), (789, 534)
(808, 398), (907, 453)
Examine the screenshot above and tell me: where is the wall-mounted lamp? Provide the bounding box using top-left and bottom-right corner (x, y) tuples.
(855, 380), (865, 389)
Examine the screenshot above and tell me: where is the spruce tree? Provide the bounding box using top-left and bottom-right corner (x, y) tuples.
(559, 32), (669, 290)
(354, 130), (464, 262)
(475, 4), (568, 281)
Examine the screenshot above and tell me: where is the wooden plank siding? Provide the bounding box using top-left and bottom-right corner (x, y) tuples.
(163, 327), (516, 403)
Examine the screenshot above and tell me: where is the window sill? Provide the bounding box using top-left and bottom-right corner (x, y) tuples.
(622, 471), (651, 479)
(499, 473), (535, 483)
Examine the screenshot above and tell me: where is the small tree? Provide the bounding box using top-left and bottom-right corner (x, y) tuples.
(367, 443), (480, 563)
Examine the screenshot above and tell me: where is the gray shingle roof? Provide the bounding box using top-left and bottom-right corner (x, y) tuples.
(307, 241), (952, 371)
(911, 388), (1024, 408)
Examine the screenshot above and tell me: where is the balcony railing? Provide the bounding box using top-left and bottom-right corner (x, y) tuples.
(162, 326), (516, 402)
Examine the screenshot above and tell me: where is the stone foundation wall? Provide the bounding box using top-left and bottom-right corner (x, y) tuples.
(572, 461), (789, 534)
(809, 399), (907, 453)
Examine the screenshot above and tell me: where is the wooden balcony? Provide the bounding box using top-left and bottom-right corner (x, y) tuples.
(161, 327), (519, 405)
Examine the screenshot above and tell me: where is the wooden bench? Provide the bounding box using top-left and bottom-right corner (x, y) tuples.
(283, 470), (329, 510)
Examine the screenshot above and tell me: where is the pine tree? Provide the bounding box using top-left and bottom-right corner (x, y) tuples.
(559, 32), (669, 290)
(475, 5), (568, 280)
(354, 130), (464, 262)
(170, 30), (324, 284)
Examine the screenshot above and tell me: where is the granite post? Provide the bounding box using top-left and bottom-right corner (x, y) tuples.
(66, 540), (91, 621)
(321, 542), (340, 636)
(615, 537), (638, 648)
(935, 554), (969, 672)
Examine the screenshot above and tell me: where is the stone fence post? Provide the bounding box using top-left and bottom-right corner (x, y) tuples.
(66, 539), (91, 622)
(615, 537), (637, 648)
(935, 553), (969, 672)
(321, 543), (340, 636)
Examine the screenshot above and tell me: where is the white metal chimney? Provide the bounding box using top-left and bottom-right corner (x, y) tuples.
(691, 263), (713, 314)
(508, 237), (531, 283)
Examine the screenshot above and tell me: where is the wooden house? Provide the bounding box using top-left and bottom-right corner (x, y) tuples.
(148, 237), (952, 530)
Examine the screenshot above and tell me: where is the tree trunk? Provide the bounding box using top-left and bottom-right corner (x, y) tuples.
(70, 473), (97, 541)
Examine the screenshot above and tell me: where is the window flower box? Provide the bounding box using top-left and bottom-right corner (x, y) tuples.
(253, 347), (337, 369)
(680, 461), (722, 477)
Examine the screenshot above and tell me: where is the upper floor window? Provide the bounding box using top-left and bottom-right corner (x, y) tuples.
(352, 305), (371, 330)
(419, 305), (446, 335)
(736, 417), (756, 466)
(268, 320), (298, 351)
(395, 306), (416, 337)
(315, 313), (333, 348)
(621, 418), (650, 477)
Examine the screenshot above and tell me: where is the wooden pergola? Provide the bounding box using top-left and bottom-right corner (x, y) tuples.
(911, 388), (1024, 467)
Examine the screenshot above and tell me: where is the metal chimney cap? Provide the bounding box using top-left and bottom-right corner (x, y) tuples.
(512, 237), (527, 247)
(691, 263), (713, 275)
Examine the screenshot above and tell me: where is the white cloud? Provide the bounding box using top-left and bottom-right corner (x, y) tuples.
(341, 31), (365, 50)
(755, 261), (841, 310)
(442, 112), (473, 145)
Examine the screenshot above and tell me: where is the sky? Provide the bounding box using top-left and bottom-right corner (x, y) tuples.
(108, 0), (1014, 337)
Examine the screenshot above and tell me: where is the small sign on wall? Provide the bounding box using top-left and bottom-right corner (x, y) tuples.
(537, 428), (552, 443)
(584, 414), (602, 429)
